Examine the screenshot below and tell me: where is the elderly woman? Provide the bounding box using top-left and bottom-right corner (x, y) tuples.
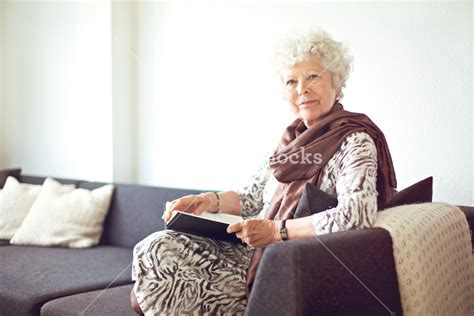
(131, 28), (396, 315)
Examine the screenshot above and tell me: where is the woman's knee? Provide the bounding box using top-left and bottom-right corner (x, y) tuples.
(130, 287), (144, 315)
(134, 230), (177, 254)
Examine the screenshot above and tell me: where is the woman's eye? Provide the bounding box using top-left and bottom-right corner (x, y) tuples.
(286, 79), (297, 86)
(309, 74), (319, 80)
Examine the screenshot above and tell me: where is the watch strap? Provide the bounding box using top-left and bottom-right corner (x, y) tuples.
(279, 219), (288, 241)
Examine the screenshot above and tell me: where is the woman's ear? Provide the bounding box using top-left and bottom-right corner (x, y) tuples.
(335, 85), (342, 100)
(331, 75), (342, 96)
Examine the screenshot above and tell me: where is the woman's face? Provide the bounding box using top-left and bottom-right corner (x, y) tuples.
(281, 58), (341, 128)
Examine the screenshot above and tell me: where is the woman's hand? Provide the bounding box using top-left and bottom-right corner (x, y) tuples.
(227, 219), (281, 248)
(162, 194), (215, 223)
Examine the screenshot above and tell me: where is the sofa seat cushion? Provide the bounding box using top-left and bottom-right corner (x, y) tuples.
(0, 245), (132, 316)
(41, 284), (137, 316)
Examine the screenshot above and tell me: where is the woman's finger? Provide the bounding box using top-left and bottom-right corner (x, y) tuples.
(172, 196), (198, 214)
(163, 200), (180, 222)
(165, 200), (178, 212)
(163, 201), (173, 215)
(227, 221), (243, 234)
(162, 209), (172, 222)
(163, 195), (203, 222)
(236, 233), (246, 244)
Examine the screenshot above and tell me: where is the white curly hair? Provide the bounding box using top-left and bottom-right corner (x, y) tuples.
(273, 28), (353, 99)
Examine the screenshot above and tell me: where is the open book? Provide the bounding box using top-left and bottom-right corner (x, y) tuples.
(165, 211), (244, 244)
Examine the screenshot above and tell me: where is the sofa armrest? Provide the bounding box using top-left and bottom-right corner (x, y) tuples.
(245, 228), (402, 316)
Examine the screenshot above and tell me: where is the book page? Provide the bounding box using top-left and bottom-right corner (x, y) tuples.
(169, 211), (243, 225)
(200, 211), (243, 224)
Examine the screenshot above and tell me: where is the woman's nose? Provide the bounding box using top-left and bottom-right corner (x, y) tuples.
(297, 81), (308, 95)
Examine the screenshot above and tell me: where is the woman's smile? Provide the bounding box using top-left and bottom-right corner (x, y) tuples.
(298, 99), (320, 108)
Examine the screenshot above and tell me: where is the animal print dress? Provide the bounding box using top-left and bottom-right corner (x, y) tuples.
(131, 132), (378, 315)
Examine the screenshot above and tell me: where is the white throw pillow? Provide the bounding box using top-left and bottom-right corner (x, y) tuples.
(11, 177), (114, 248)
(0, 176), (42, 239)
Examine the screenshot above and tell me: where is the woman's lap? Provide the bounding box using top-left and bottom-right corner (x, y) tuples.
(132, 229), (254, 315)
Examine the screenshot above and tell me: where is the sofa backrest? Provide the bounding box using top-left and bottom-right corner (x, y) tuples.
(20, 175), (203, 249)
(78, 181), (202, 248)
(20, 175), (80, 187)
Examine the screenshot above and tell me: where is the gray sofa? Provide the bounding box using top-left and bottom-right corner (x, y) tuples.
(0, 174), (472, 316)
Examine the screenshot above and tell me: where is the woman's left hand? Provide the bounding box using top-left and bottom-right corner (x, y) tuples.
(227, 219), (281, 248)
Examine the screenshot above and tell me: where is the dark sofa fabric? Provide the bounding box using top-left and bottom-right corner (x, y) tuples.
(0, 239), (10, 246)
(245, 228), (403, 316)
(78, 181), (203, 248)
(459, 205), (474, 251)
(0, 245), (132, 316)
(19, 175), (81, 187)
(0, 168), (21, 188)
(41, 284), (137, 316)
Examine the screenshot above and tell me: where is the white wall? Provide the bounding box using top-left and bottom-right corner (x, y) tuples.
(133, 2), (473, 205)
(111, 1), (138, 184)
(134, 2), (289, 192)
(1, 2), (113, 181)
(0, 1), (472, 205)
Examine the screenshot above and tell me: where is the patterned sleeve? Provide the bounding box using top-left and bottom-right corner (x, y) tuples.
(312, 132), (378, 235)
(236, 157), (272, 219)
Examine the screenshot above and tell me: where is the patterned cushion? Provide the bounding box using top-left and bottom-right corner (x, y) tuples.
(0, 177), (42, 239)
(11, 178), (114, 248)
(383, 177), (433, 210)
(294, 183), (338, 218)
(0, 168), (21, 189)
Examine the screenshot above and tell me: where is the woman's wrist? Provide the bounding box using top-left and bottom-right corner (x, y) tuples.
(285, 216), (317, 240)
(274, 220), (283, 242)
(199, 192), (220, 213)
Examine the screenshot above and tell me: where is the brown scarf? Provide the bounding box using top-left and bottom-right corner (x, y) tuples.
(245, 102), (397, 297)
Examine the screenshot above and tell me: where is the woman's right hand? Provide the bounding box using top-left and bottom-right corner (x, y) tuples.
(162, 194), (215, 223)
